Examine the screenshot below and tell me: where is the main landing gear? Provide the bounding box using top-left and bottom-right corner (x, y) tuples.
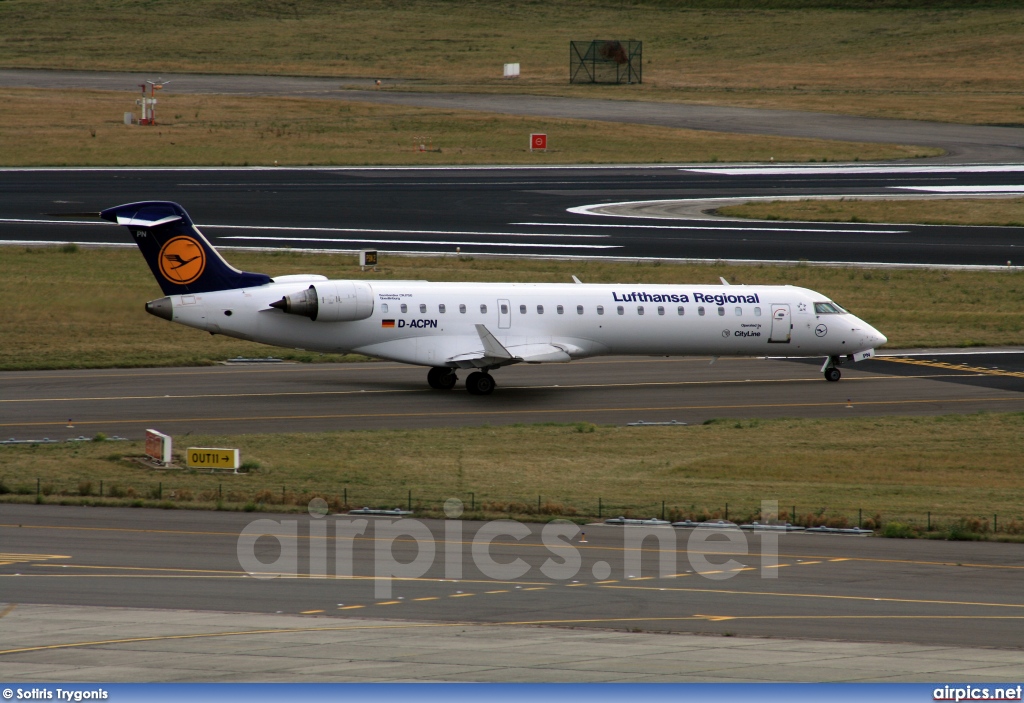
(427, 366), (458, 390)
(465, 370), (496, 396)
(426, 367), (496, 395)
(823, 355), (842, 382)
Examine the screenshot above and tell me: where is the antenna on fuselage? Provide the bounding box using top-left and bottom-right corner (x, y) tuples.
(720, 277), (730, 286)
(572, 275), (583, 284)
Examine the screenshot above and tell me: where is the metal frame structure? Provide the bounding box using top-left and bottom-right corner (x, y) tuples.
(570, 40), (642, 84)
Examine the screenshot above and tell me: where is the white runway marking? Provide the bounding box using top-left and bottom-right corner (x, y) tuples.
(204, 224), (608, 238)
(513, 221), (907, 235)
(218, 235), (619, 250)
(894, 185), (1024, 194)
(685, 165), (1024, 176)
(0, 218), (110, 226)
(0, 218), (609, 240)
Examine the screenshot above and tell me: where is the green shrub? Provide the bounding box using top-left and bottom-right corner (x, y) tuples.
(882, 521), (916, 538)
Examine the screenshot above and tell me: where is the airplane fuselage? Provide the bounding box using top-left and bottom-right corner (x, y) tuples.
(156, 279), (885, 367)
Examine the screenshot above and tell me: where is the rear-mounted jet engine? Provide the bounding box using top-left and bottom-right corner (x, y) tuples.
(270, 281), (374, 322)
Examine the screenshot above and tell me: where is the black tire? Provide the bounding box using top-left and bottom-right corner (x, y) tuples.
(466, 371), (495, 395)
(427, 366), (456, 390)
(825, 367), (842, 382)
(426, 367), (442, 389)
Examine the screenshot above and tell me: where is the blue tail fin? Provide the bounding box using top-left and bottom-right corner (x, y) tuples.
(101, 201), (272, 295)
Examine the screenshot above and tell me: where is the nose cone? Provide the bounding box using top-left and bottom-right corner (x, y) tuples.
(848, 315), (886, 349)
(862, 320), (887, 348)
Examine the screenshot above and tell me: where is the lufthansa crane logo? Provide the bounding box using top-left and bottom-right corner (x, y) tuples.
(158, 236), (206, 285)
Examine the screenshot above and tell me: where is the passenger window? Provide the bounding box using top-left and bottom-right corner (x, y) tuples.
(637, 306), (644, 316)
(520, 304), (526, 314)
(717, 306), (725, 316)
(617, 306), (624, 315)
(400, 303), (408, 314)
(537, 305), (544, 314)
(439, 304), (446, 314)
(754, 307), (761, 317)
(597, 305), (604, 315)
(500, 304), (508, 314)
(677, 306), (685, 316)
(698, 306), (705, 316)
(459, 304), (466, 314)
(480, 304), (487, 314)
(658, 306), (665, 316)
(557, 305), (564, 315)
(735, 307), (742, 316)
(381, 303), (389, 313)
(420, 303), (427, 313)
(577, 305), (584, 315)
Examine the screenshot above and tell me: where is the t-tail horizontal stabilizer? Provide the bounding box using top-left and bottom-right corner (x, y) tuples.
(101, 201), (271, 296)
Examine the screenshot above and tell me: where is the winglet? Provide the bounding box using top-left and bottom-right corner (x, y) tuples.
(474, 324), (513, 360)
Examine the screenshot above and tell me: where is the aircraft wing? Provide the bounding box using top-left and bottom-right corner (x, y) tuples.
(447, 325), (573, 367)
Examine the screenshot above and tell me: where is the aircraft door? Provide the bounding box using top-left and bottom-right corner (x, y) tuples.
(498, 299), (511, 329)
(769, 304), (792, 343)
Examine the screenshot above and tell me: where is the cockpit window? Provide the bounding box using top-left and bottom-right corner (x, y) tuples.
(814, 301), (847, 314)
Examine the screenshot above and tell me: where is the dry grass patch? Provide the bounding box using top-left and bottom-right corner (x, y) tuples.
(1, 1), (1022, 124)
(0, 88), (935, 166)
(2, 246), (1023, 370)
(719, 197), (1024, 227)
(3, 414), (1023, 526)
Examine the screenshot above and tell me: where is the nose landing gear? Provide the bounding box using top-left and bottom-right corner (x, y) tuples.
(822, 355), (843, 382)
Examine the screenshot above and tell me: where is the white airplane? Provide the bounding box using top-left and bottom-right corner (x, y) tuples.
(102, 201), (887, 395)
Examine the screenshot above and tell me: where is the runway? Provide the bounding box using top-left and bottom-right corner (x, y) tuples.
(2, 164), (1024, 267)
(2, 352), (1023, 439)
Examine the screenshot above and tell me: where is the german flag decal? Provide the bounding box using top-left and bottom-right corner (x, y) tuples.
(381, 319), (395, 328)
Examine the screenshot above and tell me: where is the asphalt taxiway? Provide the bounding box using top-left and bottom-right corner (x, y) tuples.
(3, 69), (1023, 162)
(2, 352), (1022, 439)
(0, 504), (1022, 681)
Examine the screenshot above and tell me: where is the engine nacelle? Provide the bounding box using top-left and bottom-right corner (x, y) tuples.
(270, 281), (374, 322)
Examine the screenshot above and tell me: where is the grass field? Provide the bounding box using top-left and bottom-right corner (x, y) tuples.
(2, 246), (1022, 371)
(2, 415), (1023, 534)
(719, 197), (1024, 227)
(0, 88), (935, 166)
(1, 1), (1021, 125)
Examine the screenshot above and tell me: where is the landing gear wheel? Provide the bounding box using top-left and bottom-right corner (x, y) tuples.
(427, 367), (457, 390)
(824, 367), (842, 382)
(465, 371), (496, 395)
